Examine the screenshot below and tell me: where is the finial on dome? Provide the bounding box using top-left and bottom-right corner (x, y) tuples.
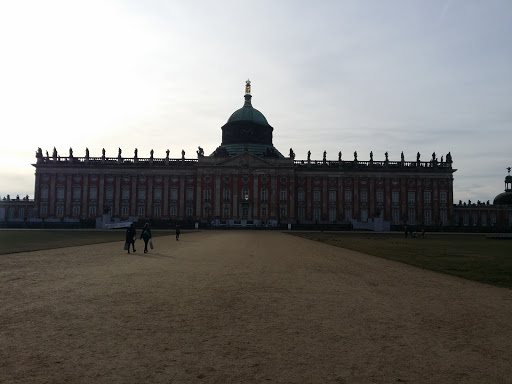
(245, 79), (251, 95)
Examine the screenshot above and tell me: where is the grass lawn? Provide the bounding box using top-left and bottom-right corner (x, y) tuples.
(288, 232), (512, 289)
(0, 229), (174, 255)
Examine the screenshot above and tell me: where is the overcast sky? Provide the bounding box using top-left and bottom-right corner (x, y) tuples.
(1, 0), (510, 203)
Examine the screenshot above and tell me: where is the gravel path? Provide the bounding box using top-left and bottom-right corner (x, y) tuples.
(1, 231), (511, 383)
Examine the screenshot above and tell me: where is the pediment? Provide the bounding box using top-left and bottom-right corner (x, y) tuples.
(215, 152), (277, 168)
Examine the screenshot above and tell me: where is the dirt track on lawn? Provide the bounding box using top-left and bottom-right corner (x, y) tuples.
(1, 231), (511, 383)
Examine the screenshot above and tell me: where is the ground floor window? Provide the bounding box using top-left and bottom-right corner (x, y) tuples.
(170, 205), (177, 216)
(223, 206), (230, 218)
(186, 206), (193, 217)
(361, 208), (368, 222)
(122, 206), (129, 216)
(57, 205), (64, 215)
(329, 207), (336, 222)
(393, 208), (400, 224)
(440, 209), (447, 225)
(73, 205), (80, 216)
(298, 207), (304, 221)
(138, 206), (145, 216)
(280, 206), (287, 218)
(408, 209), (415, 225)
(424, 210), (431, 225)
(41, 205), (48, 216)
(344, 208), (352, 221)
(481, 213), (487, 226)
(314, 207), (320, 221)
(261, 207), (267, 217)
(154, 206), (161, 217)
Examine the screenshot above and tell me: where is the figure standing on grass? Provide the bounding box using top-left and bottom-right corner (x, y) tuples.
(176, 225), (180, 241)
(140, 223), (152, 253)
(126, 223), (136, 253)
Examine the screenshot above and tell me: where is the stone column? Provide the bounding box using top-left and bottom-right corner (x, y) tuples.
(270, 174), (277, 219)
(233, 173), (238, 218)
(66, 175), (72, 217)
(147, 176), (153, 218)
(98, 175), (105, 217)
(163, 176), (169, 218)
(253, 175), (259, 218)
(82, 175), (89, 218)
(196, 174), (202, 218)
(115, 176), (121, 217)
(215, 173), (221, 217)
(179, 176), (185, 219)
(50, 174), (56, 216)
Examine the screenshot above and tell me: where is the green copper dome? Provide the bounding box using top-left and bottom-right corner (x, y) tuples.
(227, 95), (270, 126)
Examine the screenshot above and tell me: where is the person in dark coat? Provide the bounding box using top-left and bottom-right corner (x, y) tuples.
(140, 222), (152, 253)
(125, 223), (136, 253)
(175, 225), (180, 241)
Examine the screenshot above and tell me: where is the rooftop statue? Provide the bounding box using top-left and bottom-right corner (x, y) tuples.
(197, 146), (204, 158)
(385, 151), (388, 161)
(150, 149), (154, 159)
(338, 151), (341, 161)
(370, 151), (373, 161)
(166, 149), (170, 159)
(69, 147), (73, 158)
(118, 147), (122, 157)
(354, 151), (357, 161)
(245, 79), (251, 94)
(417, 152), (420, 161)
(401, 151), (404, 161)
(289, 148), (295, 159)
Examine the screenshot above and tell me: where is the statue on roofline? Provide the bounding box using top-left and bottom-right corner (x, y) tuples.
(338, 151), (342, 161)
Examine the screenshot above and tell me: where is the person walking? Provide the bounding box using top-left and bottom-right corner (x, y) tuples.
(126, 223), (136, 253)
(175, 225), (180, 241)
(140, 222), (152, 253)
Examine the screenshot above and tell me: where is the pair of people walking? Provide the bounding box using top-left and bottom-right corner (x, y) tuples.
(125, 222), (152, 254)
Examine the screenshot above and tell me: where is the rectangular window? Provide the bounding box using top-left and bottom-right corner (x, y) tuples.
(171, 188), (178, 201)
(424, 210), (431, 225)
(224, 206), (230, 218)
(393, 208), (400, 224)
(280, 188), (287, 202)
(377, 191), (383, 204)
(170, 205), (177, 216)
(314, 207), (320, 221)
(298, 190), (305, 203)
(392, 191), (399, 204)
(138, 206), (145, 216)
(490, 213), (496, 225)
(463, 213), (469, 226)
(344, 190), (352, 203)
(154, 206), (161, 217)
(329, 207), (336, 222)
(122, 206), (129, 215)
(408, 191), (415, 205)
(57, 205), (64, 215)
(18, 208), (25, 219)
(472, 212), (478, 226)
(73, 205), (80, 215)
(73, 187), (81, 200)
(57, 187), (65, 200)
(90, 186), (97, 200)
(261, 206), (267, 217)
(138, 189), (146, 201)
(186, 206), (193, 217)
(345, 208), (352, 220)
(361, 208), (368, 222)
(440, 191), (447, 204)
(41, 205), (48, 215)
(89, 205), (96, 216)
(204, 188), (211, 202)
(280, 206), (287, 218)
(408, 209), (415, 225)
(440, 209), (447, 225)
(41, 187), (49, 200)
(424, 191), (431, 205)
(360, 191), (367, 203)
(481, 213), (487, 226)
(122, 188), (130, 200)
(106, 187), (113, 201)
(186, 188), (194, 201)
(298, 207), (305, 221)
(329, 190), (336, 203)
(314, 190), (320, 203)
(154, 188), (162, 202)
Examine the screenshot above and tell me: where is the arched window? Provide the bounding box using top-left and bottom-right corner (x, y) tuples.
(242, 186), (249, 201)
(204, 187), (211, 202)
(261, 186), (268, 202)
(280, 188), (287, 202)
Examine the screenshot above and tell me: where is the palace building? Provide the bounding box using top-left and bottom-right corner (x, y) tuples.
(1, 81), (511, 231)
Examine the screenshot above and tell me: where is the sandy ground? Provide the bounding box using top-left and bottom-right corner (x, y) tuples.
(1, 231), (511, 384)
